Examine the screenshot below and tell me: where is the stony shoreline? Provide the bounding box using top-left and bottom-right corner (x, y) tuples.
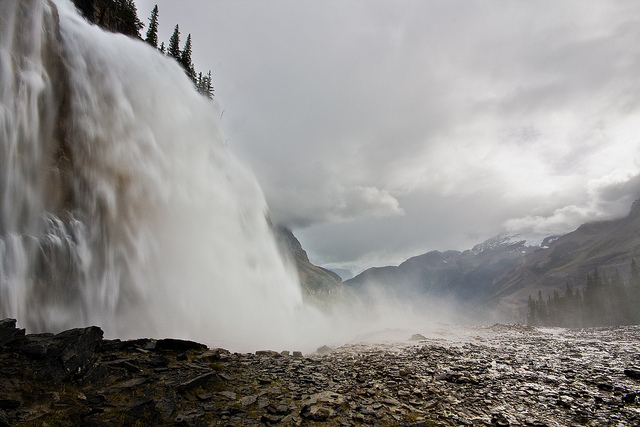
(1, 319), (639, 426)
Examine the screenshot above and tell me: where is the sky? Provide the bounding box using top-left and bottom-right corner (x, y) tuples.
(135, 0), (640, 276)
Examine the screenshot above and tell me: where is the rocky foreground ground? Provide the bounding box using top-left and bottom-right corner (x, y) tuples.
(1, 319), (639, 426)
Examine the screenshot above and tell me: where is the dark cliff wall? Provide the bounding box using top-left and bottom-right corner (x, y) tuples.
(70, 0), (142, 37)
(274, 227), (343, 299)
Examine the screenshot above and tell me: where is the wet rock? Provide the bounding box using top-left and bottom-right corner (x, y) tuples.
(239, 394), (258, 407)
(176, 371), (214, 391)
(217, 391), (237, 400)
(155, 338), (207, 352)
(198, 348), (230, 361)
(0, 409), (10, 427)
(316, 345), (333, 354)
(175, 410), (204, 424)
(304, 405), (332, 421)
(0, 400), (20, 411)
(261, 413), (283, 423)
(124, 397), (158, 419)
(0, 319), (24, 346)
(156, 392), (177, 418)
(29, 326), (103, 381)
(624, 367), (640, 380)
(256, 350), (281, 357)
(1, 322), (639, 426)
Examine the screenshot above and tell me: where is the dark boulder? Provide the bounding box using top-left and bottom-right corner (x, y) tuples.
(155, 338), (207, 352)
(7, 326), (104, 382)
(0, 318), (25, 346)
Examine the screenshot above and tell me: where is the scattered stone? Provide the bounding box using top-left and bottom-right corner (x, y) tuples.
(175, 410), (204, 424)
(304, 405), (332, 421)
(124, 397), (157, 419)
(0, 400), (20, 410)
(239, 395), (258, 407)
(256, 350), (281, 357)
(261, 413), (283, 423)
(624, 367), (640, 380)
(382, 397), (400, 406)
(217, 391), (237, 400)
(156, 392), (177, 418)
(316, 345), (333, 354)
(292, 351), (303, 358)
(115, 378), (147, 389)
(0, 410), (9, 427)
(198, 348), (229, 361)
(410, 333), (427, 341)
(155, 338), (207, 352)
(1, 320), (639, 426)
(176, 372), (214, 391)
(196, 392), (213, 401)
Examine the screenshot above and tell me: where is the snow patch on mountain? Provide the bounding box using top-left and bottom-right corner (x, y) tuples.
(471, 233), (560, 255)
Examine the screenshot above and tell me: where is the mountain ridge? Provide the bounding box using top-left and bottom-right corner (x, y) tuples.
(344, 200), (640, 321)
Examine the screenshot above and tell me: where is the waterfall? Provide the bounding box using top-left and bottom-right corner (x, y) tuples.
(0, 0), (306, 350)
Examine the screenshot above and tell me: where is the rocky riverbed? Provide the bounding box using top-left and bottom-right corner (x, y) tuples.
(1, 318), (639, 426)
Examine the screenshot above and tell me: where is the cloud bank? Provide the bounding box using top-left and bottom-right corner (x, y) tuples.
(137, 0), (640, 273)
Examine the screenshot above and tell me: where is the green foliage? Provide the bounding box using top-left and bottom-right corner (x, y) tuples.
(527, 259), (640, 327)
(197, 70), (214, 99)
(180, 34), (196, 82)
(144, 5), (159, 48)
(168, 24), (181, 60)
(114, 0), (143, 36)
(145, 4), (214, 100)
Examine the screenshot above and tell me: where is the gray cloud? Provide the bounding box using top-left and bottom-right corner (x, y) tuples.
(136, 0), (640, 272)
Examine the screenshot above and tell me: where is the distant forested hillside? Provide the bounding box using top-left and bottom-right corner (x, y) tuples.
(527, 260), (640, 327)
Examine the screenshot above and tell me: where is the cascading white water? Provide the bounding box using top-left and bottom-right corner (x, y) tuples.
(0, 0), (308, 350)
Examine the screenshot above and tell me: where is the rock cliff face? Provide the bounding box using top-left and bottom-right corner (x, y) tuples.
(274, 227), (344, 299)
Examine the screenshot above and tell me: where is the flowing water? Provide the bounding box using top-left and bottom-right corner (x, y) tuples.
(0, 0), (311, 350)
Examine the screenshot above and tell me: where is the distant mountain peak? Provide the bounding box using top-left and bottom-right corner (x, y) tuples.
(470, 233), (558, 255)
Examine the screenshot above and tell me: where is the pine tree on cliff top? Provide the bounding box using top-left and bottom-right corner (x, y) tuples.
(168, 24), (181, 60)
(144, 5), (159, 48)
(180, 34), (196, 82)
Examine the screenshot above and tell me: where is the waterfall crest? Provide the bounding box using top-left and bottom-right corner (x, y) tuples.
(0, 0), (306, 350)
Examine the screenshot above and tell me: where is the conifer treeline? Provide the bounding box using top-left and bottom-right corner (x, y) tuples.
(143, 5), (214, 99)
(527, 259), (640, 327)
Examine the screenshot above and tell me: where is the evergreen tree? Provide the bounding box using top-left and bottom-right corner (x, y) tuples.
(159, 41), (165, 54)
(610, 269), (629, 324)
(204, 70), (214, 98)
(116, 0), (144, 37)
(630, 259), (640, 323)
(195, 70), (214, 100)
(527, 295), (537, 325)
(168, 24), (181, 60)
(145, 5), (159, 48)
(180, 34), (196, 82)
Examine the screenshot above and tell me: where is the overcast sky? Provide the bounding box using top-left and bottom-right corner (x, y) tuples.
(135, 0), (640, 275)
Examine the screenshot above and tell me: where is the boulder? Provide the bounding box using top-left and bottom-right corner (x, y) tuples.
(16, 326), (105, 382)
(155, 338), (207, 352)
(0, 319), (24, 346)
